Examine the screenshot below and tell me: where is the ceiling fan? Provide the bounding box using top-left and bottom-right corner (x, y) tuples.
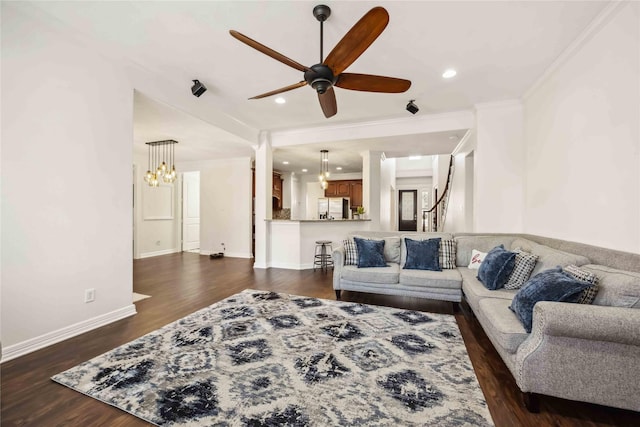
(230, 5), (411, 118)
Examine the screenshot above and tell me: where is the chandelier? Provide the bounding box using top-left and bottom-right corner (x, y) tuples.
(318, 149), (330, 189)
(144, 140), (178, 187)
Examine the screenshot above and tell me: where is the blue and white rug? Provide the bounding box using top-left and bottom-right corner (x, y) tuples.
(52, 290), (493, 426)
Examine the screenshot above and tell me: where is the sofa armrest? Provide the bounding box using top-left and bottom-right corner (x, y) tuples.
(515, 301), (640, 410)
(332, 246), (345, 290)
(531, 301), (640, 345)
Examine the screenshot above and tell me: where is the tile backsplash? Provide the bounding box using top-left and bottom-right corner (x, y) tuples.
(273, 208), (291, 220)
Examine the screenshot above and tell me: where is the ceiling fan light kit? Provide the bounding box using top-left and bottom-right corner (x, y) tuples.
(230, 5), (411, 118)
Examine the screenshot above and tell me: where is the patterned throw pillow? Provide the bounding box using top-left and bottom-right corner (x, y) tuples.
(504, 249), (539, 290)
(468, 249), (487, 270)
(564, 264), (599, 304)
(343, 239), (358, 266)
(439, 239), (457, 269)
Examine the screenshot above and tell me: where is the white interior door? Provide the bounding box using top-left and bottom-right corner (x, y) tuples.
(182, 171), (200, 251)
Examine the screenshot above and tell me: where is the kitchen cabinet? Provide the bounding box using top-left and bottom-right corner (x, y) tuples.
(350, 181), (363, 208)
(273, 172), (283, 210)
(324, 179), (363, 208)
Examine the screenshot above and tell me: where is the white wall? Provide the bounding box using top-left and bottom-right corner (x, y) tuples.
(1, 4), (134, 352)
(524, 1), (640, 253)
(443, 131), (476, 233)
(474, 102), (525, 232)
(133, 151), (180, 258)
(181, 158), (253, 258)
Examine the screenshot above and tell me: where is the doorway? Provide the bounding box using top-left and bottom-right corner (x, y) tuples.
(182, 171), (200, 252)
(398, 190), (417, 231)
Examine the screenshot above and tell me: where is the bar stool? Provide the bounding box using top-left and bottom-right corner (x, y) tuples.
(313, 240), (334, 272)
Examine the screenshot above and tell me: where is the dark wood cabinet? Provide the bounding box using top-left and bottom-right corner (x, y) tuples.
(350, 181), (363, 208)
(325, 181), (337, 197)
(336, 181), (351, 197)
(324, 179), (363, 208)
(273, 172), (283, 210)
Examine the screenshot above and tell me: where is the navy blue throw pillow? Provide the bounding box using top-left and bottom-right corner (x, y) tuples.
(510, 267), (591, 333)
(477, 245), (516, 290)
(403, 238), (442, 271)
(354, 237), (387, 268)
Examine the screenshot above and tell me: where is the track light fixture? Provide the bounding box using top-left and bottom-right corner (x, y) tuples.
(191, 79), (207, 97)
(406, 100), (419, 114)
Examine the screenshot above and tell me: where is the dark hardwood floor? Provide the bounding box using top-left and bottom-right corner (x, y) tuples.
(2, 252), (639, 426)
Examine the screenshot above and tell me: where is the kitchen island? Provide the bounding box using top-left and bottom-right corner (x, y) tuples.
(268, 219), (371, 270)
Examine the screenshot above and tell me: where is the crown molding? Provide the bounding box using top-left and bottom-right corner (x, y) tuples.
(523, 0), (626, 100)
(473, 99), (523, 112)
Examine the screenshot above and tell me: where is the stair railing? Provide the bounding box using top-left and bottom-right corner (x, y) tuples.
(426, 155), (455, 232)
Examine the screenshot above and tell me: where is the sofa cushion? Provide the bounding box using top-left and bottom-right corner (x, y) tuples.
(454, 235), (517, 267)
(459, 268), (518, 313)
(439, 239), (457, 269)
(341, 264), (400, 284)
(504, 249), (539, 290)
(403, 237), (441, 271)
(353, 235), (401, 264)
(399, 268), (462, 290)
(477, 298), (529, 354)
(582, 265), (640, 309)
(354, 237), (387, 268)
(510, 267), (591, 332)
(564, 264), (599, 304)
(477, 245), (517, 290)
(510, 238), (590, 276)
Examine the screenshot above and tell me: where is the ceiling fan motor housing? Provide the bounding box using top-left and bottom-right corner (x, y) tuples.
(304, 64), (336, 94)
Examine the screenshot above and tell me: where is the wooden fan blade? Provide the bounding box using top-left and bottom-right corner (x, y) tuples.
(230, 30), (310, 72)
(336, 73), (411, 93)
(249, 81), (307, 99)
(323, 7), (389, 76)
(318, 87), (337, 118)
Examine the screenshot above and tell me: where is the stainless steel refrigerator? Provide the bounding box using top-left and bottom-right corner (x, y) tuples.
(318, 197), (349, 219)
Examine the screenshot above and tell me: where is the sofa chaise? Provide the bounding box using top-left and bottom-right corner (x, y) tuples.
(331, 231), (640, 413)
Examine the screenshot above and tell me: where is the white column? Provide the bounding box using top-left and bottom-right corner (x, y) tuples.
(254, 131), (273, 268)
(362, 150), (382, 229)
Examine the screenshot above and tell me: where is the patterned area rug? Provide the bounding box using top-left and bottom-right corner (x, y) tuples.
(52, 290), (493, 426)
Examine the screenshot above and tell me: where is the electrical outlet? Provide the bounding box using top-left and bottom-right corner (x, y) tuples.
(156, 240), (161, 246)
(85, 288), (95, 303)
(221, 243), (226, 252)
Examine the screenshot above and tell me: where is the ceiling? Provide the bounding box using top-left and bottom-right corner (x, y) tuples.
(30, 1), (609, 173)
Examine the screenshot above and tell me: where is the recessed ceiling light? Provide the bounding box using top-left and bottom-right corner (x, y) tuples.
(336, 166), (342, 170)
(282, 161), (289, 165)
(409, 155), (422, 160)
(275, 97), (286, 104)
(302, 168), (308, 172)
(442, 69), (457, 79)
(449, 135), (458, 140)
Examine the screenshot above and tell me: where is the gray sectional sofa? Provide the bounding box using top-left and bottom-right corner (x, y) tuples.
(332, 231), (640, 413)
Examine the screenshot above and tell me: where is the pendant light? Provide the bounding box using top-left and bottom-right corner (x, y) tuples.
(318, 149), (330, 190)
(144, 140), (178, 187)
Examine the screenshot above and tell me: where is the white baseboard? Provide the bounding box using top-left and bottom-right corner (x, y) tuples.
(1, 304), (137, 363)
(138, 248), (181, 258)
(269, 262), (315, 270)
(200, 250), (253, 259)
